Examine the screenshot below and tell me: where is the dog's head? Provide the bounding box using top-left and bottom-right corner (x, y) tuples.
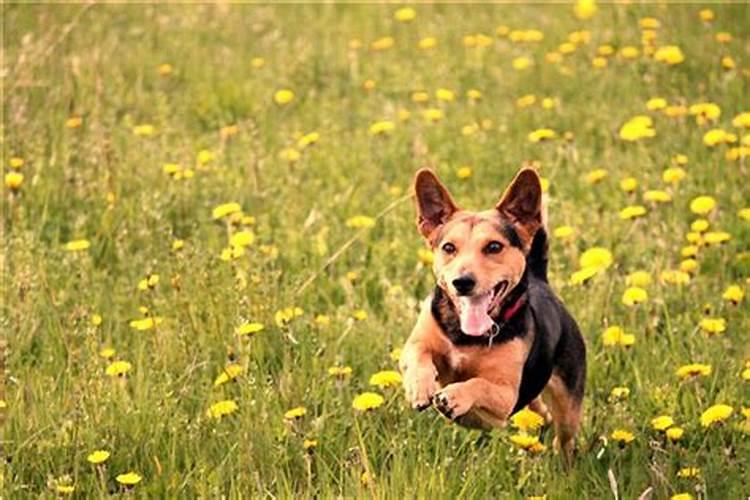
(414, 167), (543, 337)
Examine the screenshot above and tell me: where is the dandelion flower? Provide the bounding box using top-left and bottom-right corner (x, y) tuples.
(115, 472), (142, 486)
(284, 406), (307, 420)
(574, 0), (597, 20)
(65, 239), (91, 252)
(509, 433), (545, 452)
(619, 115), (655, 141)
(653, 45), (685, 65)
(133, 124), (155, 136)
(626, 271), (651, 287)
(422, 108), (444, 122)
(352, 392), (385, 411)
(700, 404), (733, 427)
(579, 247), (613, 271)
(699, 317), (726, 335)
(584, 169), (608, 184)
(511, 408), (545, 432)
(371, 36), (395, 51)
(677, 467), (700, 478)
(369, 120), (395, 136)
(610, 429), (635, 444)
(5, 172), (24, 190)
(553, 226), (574, 240)
(528, 128), (556, 143)
(671, 494), (693, 500)
(456, 166), (472, 179)
(393, 7), (416, 22)
(212, 202), (242, 220)
(214, 364), (244, 386)
(660, 269), (690, 285)
(622, 286), (648, 306)
(129, 317), (163, 331)
(662, 167), (686, 184)
(368, 370), (402, 388)
(689, 196), (716, 215)
(643, 190), (671, 203)
(619, 177), (638, 192)
(703, 231), (731, 245)
(236, 322), (264, 337)
(105, 361), (132, 377)
(650, 415), (674, 431)
(602, 326), (635, 347)
(207, 400), (238, 419)
(722, 285), (744, 304)
(274, 89), (295, 105)
(666, 427), (684, 441)
(346, 215), (376, 229)
(676, 363), (711, 379)
(609, 386), (630, 401)
(570, 267), (599, 285)
(87, 450), (111, 465)
(619, 205), (647, 220)
(328, 366), (353, 378)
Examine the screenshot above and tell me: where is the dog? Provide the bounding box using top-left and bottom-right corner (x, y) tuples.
(399, 166), (586, 461)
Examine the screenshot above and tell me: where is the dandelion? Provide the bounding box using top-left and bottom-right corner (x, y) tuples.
(274, 89), (295, 105)
(129, 317), (163, 331)
(650, 415), (674, 431)
(677, 467), (700, 478)
(619, 205), (647, 220)
(275, 307), (303, 327)
(699, 317), (726, 335)
(653, 45), (685, 65)
(250, 57), (265, 68)
(369, 370), (402, 389)
(699, 8), (714, 21)
(528, 128), (556, 143)
(722, 285), (744, 304)
(620, 46), (639, 59)
(679, 259), (698, 274)
(715, 32), (732, 43)
(703, 231), (731, 245)
(5, 172), (24, 191)
(511, 408), (545, 432)
(676, 363), (711, 379)
(328, 366), (352, 378)
(87, 450), (111, 465)
(435, 88), (455, 102)
(619, 177), (638, 192)
(105, 360), (132, 377)
(369, 120), (395, 136)
(236, 322), (264, 337)
(622, 286), (647, 306)
(230, 230), (255, 248)
(626, 271), (651, 287)
(512, 57), (533, 70)
(456, 166), (472, 179)
(700, 404), (733, 427)
(574, 0), (597, 20)
(467, 89), (482, 101)
(702, 129), (731, 147)
(689, 102), (721, 124)
(509, 433), (546, 452)
(212, 202), (242, 220)
(619, 115), (655, 141)
(206, 400), (238, 419)
(303, 439), (318, 450)
(553, 226), (574, 240)
(732, 112), (750, 128)
(66, 116), (83, 128)
(99, 347), (116, 359)
(157, 63), (172, 76)
(115, 472), (142, 486)
(666, 427), (684, 441)
(393, 7), (416, 22)
(352, 392), (385, 411)
(602, 326), (635, 347)
(298, 132), (320, 149)
(214, 364), (244, 386)
(314, 314), (330, 326)
(609, 386), (630, 401)
(346, 215), (376, 229)
(133, 124), (155, 136)
(284, 406), (307, 420)
(610, 429), (635, 444)
(352, 309), (368, 321)
(584, 169), (608, 184)
(422, 108), (444, 122)
(64, 239), (90, 252)
(643, 190), (672, 203)
(9, 157), (25, 168)
(662, 167), (686, 184)
(371, 36), (395, 51)
(570, 267), (599, 285)
(579, 247), (613, 271)
(418, 37), (437, 50)
(671, 494), (693, 500)
(56, 484), (75, 494)
(660, 269), (690, 285)
(681, 245), (698, 258)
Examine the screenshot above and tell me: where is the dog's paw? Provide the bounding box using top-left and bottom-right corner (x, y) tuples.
(434, 383), (474, 420)
(403, 368), (438, 411)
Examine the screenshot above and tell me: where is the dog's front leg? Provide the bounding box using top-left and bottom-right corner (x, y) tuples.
(399, 344), (439, 411)
(433, 378), (518, 428)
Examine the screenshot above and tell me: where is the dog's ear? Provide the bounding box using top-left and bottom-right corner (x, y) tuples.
(414, 168), (458, 241)
(496, 167), (542, 237)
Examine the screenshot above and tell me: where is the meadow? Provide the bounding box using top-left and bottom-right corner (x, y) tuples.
(3, 2), (749, 498)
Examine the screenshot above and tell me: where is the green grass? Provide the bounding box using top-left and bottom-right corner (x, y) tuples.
(3, 3), (749, 498)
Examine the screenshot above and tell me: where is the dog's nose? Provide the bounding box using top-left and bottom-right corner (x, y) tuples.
(452, 275), (476, 296)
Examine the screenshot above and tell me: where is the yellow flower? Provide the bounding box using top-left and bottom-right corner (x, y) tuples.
(732, 112), (750, 128)
(467, 89), (482, 101)
(700, 404), (733, 427)
(284, 406), (307, 420)
(352, 309), (368, 321)
(456, 166), (472, 179)
(214, 364), (244, 386)
(435, 88), (455, 102)
(509, 433), (545, 452)
(676, 363), (711, 379)
(9, 156), (25, 169)
(328, 366), (352, 378)
(666, 427), (684, 441)
(393, 7), (416, 22)
(298, 132), (320, 149)
(553, 226), (575, 240)
(236, 322), (264, 337)
(411, 90), (429, 103)
(584, 168), (608, 184)
(369, 120), (395, 136)
(129, 317), (163, 331)
(610, 429), (635, 444)
(602, 326), (635, 347)
(619, 115), (656, 141)
(677, 467), (700, 478)
(664, 105), (688, 118)
(511, 408), (545, 432)
(303, 439), (318, 450)
(643, 190), (672, 203)
(646, 97), (667, 111)
(528, 128), (556, 143)
(702, 128), (730, 147)
(671, 494), (692, 500)
(703, 231), (731, 245)
(422, 108), (444, 122)
(368, 370), (402, 388)
(212, 202), (242, 220)
(517, 94), (536, 108)
(699, 8), (714, 21)
(626, 271), (651, 287)
(660, 270), (690, 285)
(418, 37), (437, 50)
(206, 400), (238, 419)
(689, 196), (716, 215)
(681, 245), (698, 258)
(346, 215), (376, 229)
(609, 386), (630, 401)
(250, 57), (265, 68)
(620, 46), (639, 59)
(314, 314), (330, 326)
(690, 219), (709, 233)
(87, 450), (111, 465)
(619, 205), (647, 220)
(66, 116), (83, 128)
(116, 472), (142, 486)
(512, 57), (533, 70)
(699, 317), (726, 335)
(371, 36), (395, 51)
(275, 307), (303, 327)
(274, 89), (295, 105)
(574, 0), (597, 19)
(4, 172), (24, 191)
(279, 148), (301, 163)
(619, 177), (638, 192)
(715, 32), (732, 43)
(64, 239), (90, 252)
(650, 415), (674, 431)
(689, 102), (721, 124)
(99, 347), (116, 359)
(653, 45), (685, 65)
(579, 247), (613, 271)
(352, 392), (385, 411)
(621, 286), (648, 306)
(722, 285), (744, 304)
(230, 230), (255, 248)
(662, 167), (686, 184)
(105, 360), (132, 377)
(570, 267), (599, 285)
(133, 124), (155, 136)
(56, 484), (75, 494)
(679, 259), (698, 274)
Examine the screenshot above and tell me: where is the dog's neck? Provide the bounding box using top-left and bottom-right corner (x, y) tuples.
(431, 271), (529, 347)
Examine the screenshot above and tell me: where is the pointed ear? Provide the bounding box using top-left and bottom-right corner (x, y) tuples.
(496, 168), (543, 235)
(413, 168), (458, 241)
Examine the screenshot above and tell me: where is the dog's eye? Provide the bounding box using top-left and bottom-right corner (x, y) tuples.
(441, 242), (456, 255)
(484, 241), (504, 254)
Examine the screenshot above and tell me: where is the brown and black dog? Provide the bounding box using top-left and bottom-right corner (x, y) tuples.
(399, 166), (586, 460)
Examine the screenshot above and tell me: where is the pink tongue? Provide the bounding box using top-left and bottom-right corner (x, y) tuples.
(458, 295), (494, 336)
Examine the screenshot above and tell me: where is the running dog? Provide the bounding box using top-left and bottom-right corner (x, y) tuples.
(399, 166), (586, 461)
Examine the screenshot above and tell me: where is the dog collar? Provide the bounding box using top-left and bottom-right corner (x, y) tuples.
(486, 293), (527, 347)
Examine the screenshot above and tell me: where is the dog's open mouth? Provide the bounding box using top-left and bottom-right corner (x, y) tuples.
(456, 280), (509, 337)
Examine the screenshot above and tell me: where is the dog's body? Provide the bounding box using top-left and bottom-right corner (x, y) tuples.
(400, 167), (586, 460)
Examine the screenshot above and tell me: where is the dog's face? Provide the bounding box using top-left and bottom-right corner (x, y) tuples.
(414, 167), (542, 337)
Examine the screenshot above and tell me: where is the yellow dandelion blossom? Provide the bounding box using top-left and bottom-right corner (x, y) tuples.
(422, 108), (444, 122)
(574, 0), (597, 20)
(5, 171), (24, 190)
(207, 400), (238, 419)
(133, 124), (155, 136)
(679, 259), (698, 274)
(579, 247), (613, 271)
(676, 363), (711, 379)
(703, 231), (731, 245)
(610, 429), (635, 444)
(662, 167), (686, 184)
(732, 112), (750, 128)
(700, 404), (733, 427)
(703, 128), (730, 147)
(570, 267), (599, 285)
(671, 494), (692, 500)
(236, 322), (264, 337)
(528, 128), (556, 143)
(116, 472), (142, 486)
(620, 46), (639, 59)
(352, 392), (385, 411)
(643, 190), (671, 203)
(619, 177), (638, 192)
(653, 45), (684, 65)
(368, 370), (402, 389)
(609, 386), (630, 401)
(298, 132), (320, 149)
(274, 89), (295, 105)
(369, 120), (395, 136)
(66, 116), (83, 128)
(214, 364), (244, 386)
(212, 202), (242, 220)
(622, 286), (648, 306)
(371, 36), (395, 51)
(666, 427), (684, 441)
(511, 408), (545, 432)
(418, 37), (437, 50)
(230, 230), (255, 248)
(87, 450), (111, 465)
(509, 433), (545, 452)
(56, 484), (75, 494)
(284, 406), (307, 420)
(722, 285), (744, 304)
(699, 317), (726, 335)
(584, 168), (608, 184)
(105, 361), (132, 377)
(279, 148), (301, 163)
(660, 270), (690, 285)
(129, 316), (163, 331)
(352, 309), (368, 321)
(65, 239), (91, 252)
(393, 7), (416, 22)
(626, 271), (651, 287)
(619, 205), (647, 220)
(99, 347), (116, 359)
(346, 215), (376, 229)
(619, 115), (655, 141)
(650, 415), (674, 431)
(602, 326), (635, 347)
(553, 225), (575, 240)
(677, 467), (700, 478)
(328, 366), (352, 378)
(456, 166), (472, 179)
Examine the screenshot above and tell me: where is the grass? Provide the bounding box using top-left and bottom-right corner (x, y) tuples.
(3, 3), (749, 498)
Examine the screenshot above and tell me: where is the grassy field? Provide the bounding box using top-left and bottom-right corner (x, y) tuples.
(3, 3), (750, 498)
